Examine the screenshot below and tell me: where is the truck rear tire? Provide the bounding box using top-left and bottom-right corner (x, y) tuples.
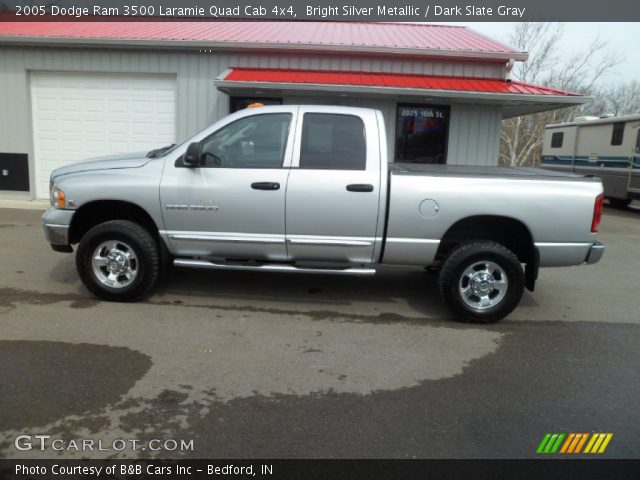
(439, 241), (524, 323)
(76, 220), (160, 302)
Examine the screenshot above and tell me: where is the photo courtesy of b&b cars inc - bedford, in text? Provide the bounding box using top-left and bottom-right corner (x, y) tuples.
(0, 0), (639, 478)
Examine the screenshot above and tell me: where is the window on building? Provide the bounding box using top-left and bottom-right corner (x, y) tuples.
(230, 97), (282, 113)
(611, 122), (625, 146)
(299, 113), (366, 170)
(395, 104), (449, 164)
(551, 132), (564, 148)
(636, 130), (640, 154)
(200, 113), (291, 168)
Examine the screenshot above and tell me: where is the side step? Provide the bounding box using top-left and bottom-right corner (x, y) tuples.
(173, 258), (376, 275)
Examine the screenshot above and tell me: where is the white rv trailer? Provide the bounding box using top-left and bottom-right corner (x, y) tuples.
(541, 114), (640, 207)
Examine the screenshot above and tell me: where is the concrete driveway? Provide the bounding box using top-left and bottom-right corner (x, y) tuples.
(0, 204), (638, 459)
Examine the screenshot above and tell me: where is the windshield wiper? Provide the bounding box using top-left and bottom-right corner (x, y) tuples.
(146, 144), (177, 158)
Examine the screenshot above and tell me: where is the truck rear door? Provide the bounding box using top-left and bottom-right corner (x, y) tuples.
(285, 107), (383, 264)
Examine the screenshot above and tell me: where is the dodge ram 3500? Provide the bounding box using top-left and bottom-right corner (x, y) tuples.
(42, 106), (606, 323)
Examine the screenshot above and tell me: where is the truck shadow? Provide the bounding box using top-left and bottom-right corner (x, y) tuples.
(156, 265), (453, 321)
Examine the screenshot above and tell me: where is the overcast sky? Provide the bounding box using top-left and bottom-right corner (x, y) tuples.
(458, 23), (639, 84)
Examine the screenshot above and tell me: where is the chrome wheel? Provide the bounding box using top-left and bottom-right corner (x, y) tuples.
(459, 260), (508, 311)
(91, 240), (139, 289)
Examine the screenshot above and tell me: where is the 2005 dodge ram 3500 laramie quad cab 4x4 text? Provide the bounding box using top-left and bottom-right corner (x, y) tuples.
(42, 106), (606, 323)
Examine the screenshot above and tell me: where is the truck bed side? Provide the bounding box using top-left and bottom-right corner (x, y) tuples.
(382, 164), (603, 267)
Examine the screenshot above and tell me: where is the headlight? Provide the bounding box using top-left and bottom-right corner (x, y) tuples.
(50, 186), (66, 208)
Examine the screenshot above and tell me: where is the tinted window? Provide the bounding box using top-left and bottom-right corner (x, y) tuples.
(551, 132), (564, 148)
(299, 114), (366, 170)
(611, 122), (625, 146)
(200, 113), (291, 168)
(395, 105), (449, 164)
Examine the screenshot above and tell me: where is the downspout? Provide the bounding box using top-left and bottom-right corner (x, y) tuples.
(505, 58), (515, 82)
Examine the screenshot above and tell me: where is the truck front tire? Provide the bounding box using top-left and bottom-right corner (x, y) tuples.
(76, 220), (160, 302)
(439, 241), (524, 323)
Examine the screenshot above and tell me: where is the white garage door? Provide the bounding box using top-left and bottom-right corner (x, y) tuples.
(31, 72), (176, 198)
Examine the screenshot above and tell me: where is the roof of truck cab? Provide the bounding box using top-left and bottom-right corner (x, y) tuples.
(0, 20), (528, 61)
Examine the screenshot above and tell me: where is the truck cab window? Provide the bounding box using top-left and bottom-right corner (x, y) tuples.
(611, 122), (625, 146)
(551, 132), (564, 148)
(200, 113), (291, 168)
(299, 113), (366, 170)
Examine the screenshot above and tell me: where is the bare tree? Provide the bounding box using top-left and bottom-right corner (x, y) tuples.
(500, 23), (623, 167)
(598, 81), (640, 116)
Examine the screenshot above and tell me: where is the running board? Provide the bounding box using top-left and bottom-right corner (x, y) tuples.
(173, 258), (376, 275)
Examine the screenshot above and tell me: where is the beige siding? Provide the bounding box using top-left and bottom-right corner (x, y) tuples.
(447, 104), (502, 166)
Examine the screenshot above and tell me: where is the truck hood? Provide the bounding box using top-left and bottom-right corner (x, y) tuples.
(51, 152), (151, 179)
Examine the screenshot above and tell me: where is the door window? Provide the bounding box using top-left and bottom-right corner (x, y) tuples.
(200, 113), (291, 168)
(299, 113), (366, 170)
(611, 122), (625, 146)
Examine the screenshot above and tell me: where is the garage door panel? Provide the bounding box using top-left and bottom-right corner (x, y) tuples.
(31, 72), (176, 198)
(61, 99), (83, 112)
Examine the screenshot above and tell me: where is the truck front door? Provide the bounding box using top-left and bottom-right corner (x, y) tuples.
(285, 108), (383, 264)
(160, 110), (295, 260)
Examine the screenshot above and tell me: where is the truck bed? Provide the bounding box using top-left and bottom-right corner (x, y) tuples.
(382, 161), (603, 268)
(390, 163), (599, 181)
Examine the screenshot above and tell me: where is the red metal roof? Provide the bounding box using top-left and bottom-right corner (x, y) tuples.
(220, 68), (581, 97)
(0, 21), (524, 59)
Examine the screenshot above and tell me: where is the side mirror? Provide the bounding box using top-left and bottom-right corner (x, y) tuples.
(183, 142), (202, 167)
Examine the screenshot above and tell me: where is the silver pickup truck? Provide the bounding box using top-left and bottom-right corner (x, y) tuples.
(42, 106), (605, 323)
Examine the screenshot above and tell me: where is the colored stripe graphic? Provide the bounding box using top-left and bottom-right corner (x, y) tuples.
(539, 433), (613, 454)
(584, 433), (614, 454)
(560, 433), (575, 453)
(537, 433), (565, 454)
(574, 433), (589, 453)
(598, 434), (613, 453)
(567, 433), (584, 453)
(584, 434), (599, 453)
(537, 434), (552, 454)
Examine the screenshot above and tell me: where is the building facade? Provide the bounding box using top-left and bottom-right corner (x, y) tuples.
(0, 21), (585, 199)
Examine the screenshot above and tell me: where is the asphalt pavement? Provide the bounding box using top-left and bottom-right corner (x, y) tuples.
(0, 204), (638, 459)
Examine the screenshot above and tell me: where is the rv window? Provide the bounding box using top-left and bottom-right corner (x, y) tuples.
(551, 132), (564, 148)
(611, 122), (625, 146)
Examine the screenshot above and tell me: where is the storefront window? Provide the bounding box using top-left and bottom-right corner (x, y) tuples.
(395, 104), (449, 164)
(230, 97), (282, 113)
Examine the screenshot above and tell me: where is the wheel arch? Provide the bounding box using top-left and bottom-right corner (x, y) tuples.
(436, 215), (536, 267)
(69, 200), (160, 245)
